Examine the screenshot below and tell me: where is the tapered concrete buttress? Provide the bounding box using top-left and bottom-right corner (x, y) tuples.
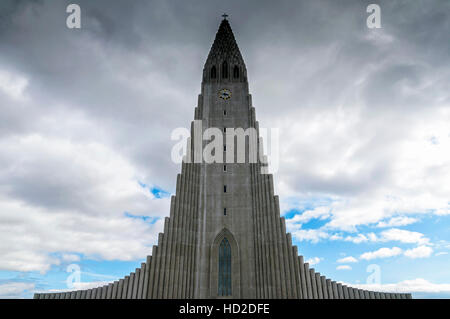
(332, 281), (338, 299)
(326, 279), (334, 299)
(298, 256), (308, 298)
(303, 263), (313, 298)
(343, 285), (349, 299)
(132, 269), (140, 299)
(337, 283), (344, 299)
(127, 273), (135, 299)
(348, 287), (355, 299)
(320, 276), (328, 299)
(309, 269), (318, 299)
(315, 273), (323, 299)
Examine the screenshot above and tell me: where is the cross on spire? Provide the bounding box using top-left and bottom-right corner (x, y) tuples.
(222, 13), (228, 19)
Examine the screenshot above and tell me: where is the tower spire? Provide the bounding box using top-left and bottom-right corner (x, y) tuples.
(203, 17), (247, 83)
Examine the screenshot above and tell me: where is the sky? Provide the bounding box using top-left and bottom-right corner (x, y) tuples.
(0, 0), (449, 298)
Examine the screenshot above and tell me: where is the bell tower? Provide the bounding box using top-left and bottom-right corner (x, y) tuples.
(194, 15), (257, 298)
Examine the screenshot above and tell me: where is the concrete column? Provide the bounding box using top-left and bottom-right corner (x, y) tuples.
(91, 288), (97, 299)
(75, 290), (81, 299)
(122, 276), (129, 299)
(147, 246), (157, 298)
(259, 166), (274, 298)
(117, 279), (124, 299)
(309, 269), (318, 299)
(172, 173), (185, 299)
(315, 273), (323, 299)
(337, 283), (344, 299)
(357, 289), (364, 299)
(320, 276), (328, 299)
(291, 246), (303, 299)
(285, 233), (297, 298)
(251, 163), (262, 298)
(348, 286), (355, 299)
(101, 286), (108, 299)
(112, 281), (118, 299)
(165, 198), (176, 299)
(326, 279), (334, 299)
(343, 285), (349, 299)
(152, 233), (164, 298)
(332, 281), (338, 299)
(81, 290), (87, 299)
(369, 291), (375, 299)
(364, 290), (370, 299)
(298, 256), (308, 298)
(70, 291), (76, 299)
(86, 289), (92, 299)
(106, 283), (113, 299)
(303, 263), (313, 298)
(127, 273), (135, 299)
(97, 287), (102, 299)
(142, 256), (151, 299)
(133, 269), (140, 299)
(374, 292), (380, 299)
(137, 263), (145, 299)
(262, 173), (281, 298)
(183, 164), (194, 298)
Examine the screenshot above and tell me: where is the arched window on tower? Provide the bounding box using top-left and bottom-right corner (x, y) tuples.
(233, 65), (239, 79)
(222, 61), (228, 79)
(211, 65), (216, 79)
(218, 237), (231, 296)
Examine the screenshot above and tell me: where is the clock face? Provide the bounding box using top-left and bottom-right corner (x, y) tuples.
(218, 88), (232, 100)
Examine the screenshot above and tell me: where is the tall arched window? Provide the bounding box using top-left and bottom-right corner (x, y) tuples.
(233, 65), (239, 79)
(211, 65), (216, 79)
(218, 237), (231, 296)
(222, 61), (228, 79)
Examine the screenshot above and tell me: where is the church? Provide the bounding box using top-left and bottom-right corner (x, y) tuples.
(34, 16), (411, 300)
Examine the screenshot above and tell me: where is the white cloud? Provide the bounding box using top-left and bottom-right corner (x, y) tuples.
(337, 256), (358, 263)
(380, 228), (430, 245)
(306, 257), (322, 266)
(285, 206), (331, 226)
(376, 216), (419, 228)
(435, 252), (448, 256)
(360, 247), (403, 260)
(291, 229), (329, 243)
(348, 278), (450, 295)
(0, 69), (29, 101)
(62, 254), (80, 262)
(404, 245), (433, 259)
(0, 134), (169, 273)
(337, 265), (352, 270)
(344, 234), (369, 244)
(0, 282), (35, 299)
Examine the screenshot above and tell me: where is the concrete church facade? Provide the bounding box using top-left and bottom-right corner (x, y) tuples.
(34, 18), (411, 300)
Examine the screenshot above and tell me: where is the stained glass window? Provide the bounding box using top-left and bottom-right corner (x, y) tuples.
(218, 237), (231, 296)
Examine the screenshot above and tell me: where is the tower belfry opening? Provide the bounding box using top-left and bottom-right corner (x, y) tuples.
(34, 16), (412, 300)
